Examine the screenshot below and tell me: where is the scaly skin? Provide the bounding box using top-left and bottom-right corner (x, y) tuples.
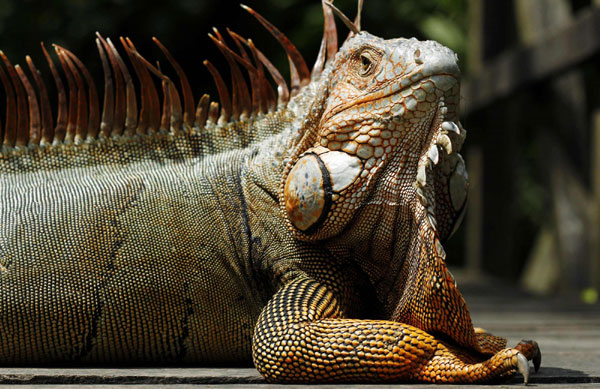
(0, 4), (539, 384)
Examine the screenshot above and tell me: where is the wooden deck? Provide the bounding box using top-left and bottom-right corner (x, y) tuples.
(0, 278), (598, 388)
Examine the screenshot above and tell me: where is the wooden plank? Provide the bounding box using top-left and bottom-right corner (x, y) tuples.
(464, 283), (600, 385)
(0, 367), (263, 385)
(461, 6), (600, 116)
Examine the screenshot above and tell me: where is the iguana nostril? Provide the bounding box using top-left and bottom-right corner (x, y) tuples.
(414, 49), (423, 64)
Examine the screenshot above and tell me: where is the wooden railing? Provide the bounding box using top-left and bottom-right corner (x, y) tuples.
(458, 0), (600, 299)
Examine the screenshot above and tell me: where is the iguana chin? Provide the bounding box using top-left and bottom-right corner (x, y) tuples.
(0, 1), (540, 384)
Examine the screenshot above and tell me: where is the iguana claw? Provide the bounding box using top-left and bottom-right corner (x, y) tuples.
(531, 342), (542, 372)
(517, 352), (530, 385)
(533, 351), (541, 373)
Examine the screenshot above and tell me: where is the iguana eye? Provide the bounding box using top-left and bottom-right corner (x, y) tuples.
(360, 54), (371, 73)
(355, 49), (380, 77)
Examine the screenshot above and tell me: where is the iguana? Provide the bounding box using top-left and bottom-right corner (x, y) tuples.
(0, 1), (540, 384)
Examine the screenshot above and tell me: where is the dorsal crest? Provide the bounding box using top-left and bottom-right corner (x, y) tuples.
(0, 1), (344, 155)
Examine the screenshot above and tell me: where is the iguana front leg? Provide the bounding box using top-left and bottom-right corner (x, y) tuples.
(252, 277), (533, 383)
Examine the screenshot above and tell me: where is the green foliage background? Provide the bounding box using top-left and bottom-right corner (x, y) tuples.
(0, 0), (468, 98)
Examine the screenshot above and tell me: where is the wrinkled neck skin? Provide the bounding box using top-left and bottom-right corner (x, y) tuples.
(327, 108), (436, 314)
(326, 127), (479, 351)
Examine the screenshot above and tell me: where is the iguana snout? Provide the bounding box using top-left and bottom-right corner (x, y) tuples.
(282, 32), (464, 241)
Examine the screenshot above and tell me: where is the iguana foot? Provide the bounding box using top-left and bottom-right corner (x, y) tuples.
(415, 341), (532, 384)
(473, 329), (541, 375)
(515, 339), (541, 372)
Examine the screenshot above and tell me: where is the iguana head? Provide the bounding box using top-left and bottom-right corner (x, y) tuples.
(282, 31), (467, 243)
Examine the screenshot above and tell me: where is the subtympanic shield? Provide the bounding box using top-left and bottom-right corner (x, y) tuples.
(284, 153), (332, 232)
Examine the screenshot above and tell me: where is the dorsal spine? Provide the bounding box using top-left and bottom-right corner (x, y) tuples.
(0, 4), (341, 155)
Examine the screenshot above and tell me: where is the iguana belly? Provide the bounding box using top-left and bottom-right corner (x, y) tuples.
(0, 155), (260, 364)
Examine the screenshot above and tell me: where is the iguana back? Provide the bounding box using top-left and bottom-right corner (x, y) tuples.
(2, 144), (261, 363)
(0, 21), (302, 364)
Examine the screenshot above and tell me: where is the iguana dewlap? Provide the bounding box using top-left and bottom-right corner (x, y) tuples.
(0, 1), (540, 384)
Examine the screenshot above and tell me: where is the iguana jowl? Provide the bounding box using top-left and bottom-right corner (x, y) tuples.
(0, 1), (540, 383)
